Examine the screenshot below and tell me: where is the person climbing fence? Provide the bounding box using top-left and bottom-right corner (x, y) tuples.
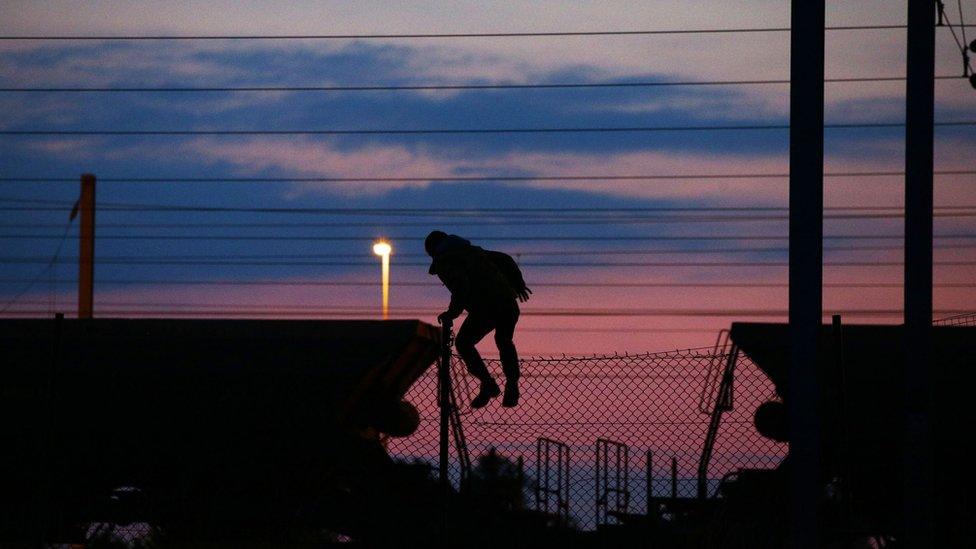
(425, 231), (531, 408)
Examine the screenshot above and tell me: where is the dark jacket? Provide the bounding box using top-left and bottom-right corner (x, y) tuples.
(428, 235), (516, 315)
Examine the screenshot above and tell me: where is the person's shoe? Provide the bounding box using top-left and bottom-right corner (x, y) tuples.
(470, 379), (501, 409)
(502, 379), (520, 408)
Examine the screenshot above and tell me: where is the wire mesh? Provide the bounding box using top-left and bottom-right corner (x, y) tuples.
(386, 346), (787, 530)
(933, 311), (976, 326)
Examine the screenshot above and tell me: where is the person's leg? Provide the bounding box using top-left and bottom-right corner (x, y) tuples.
(455, 312), (500, 408)
(494, 305), (521, 407)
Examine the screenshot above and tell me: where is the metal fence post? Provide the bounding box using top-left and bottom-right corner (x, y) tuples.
(438, 319), (453, 545)
(645, 450), (654, 522)
(38, 312), (64, 544)
(438, 319), (452, 487)
(670, 457), (678, 500)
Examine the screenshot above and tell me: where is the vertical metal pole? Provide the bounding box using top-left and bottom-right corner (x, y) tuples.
(438, 320), (452, 488)
(831, 315), (854, 520)
(38, 312), (64, 544)
(78, 174), (95, 319)
(645, 450), (653, 520)
(535, 439), (542, 512)
(557, 446), (564, 520)
(438, 320), (452, 545)
(561, 445), (570, 522)
(622, 445), (629, 512)
(670, 457), (678, 500)
(904, 0), (936, 544)
(595, 441), (602, 524)
(790, 0), (824, 546)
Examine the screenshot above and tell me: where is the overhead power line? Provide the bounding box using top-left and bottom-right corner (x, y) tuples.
(3, 211), (975, 226)
(4, 306), (972, 319)
(3, 201), (976, 214)
(3, 244), (972, 256)
(0, 220), (73, 313)
(2, 169), (975, 183)
(3, 121), (974, 135)
(2, 234), (976, 242)
(3, 221), (976, 232)
(0, 75), (965, 93)
(3, 257), (975, 267)
(4, 278), (973, 289)
(1, 25), (954, 41)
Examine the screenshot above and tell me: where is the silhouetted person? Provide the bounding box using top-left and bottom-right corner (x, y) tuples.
(425, 231), (531, 408)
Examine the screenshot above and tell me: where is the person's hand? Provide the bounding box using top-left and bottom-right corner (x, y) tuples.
(437, 310), (459, 324)
(516, 287), (533, 303)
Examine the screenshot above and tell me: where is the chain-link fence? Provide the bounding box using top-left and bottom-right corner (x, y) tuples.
(933, 312), (976, 326)
(387, 339), (787, 530)
(17, 328), (787, 544)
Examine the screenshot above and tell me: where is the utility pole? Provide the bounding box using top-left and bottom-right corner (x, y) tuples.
(789, 0), (824, 546)
(78, 174), (96, 319)
(904, 0), (936, 545)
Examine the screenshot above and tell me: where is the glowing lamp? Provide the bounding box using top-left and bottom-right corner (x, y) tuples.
(372, 241), (392, 319)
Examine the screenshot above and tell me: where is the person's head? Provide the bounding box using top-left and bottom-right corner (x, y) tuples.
(424, 230), (448, 257)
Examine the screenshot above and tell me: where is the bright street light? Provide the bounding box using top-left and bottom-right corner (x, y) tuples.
(372, 241), (392, 319)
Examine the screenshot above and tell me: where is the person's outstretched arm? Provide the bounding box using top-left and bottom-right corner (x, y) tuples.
(435, 259), (469, 322)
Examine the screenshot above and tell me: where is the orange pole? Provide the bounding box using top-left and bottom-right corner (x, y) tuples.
(78, 174), (95, 319)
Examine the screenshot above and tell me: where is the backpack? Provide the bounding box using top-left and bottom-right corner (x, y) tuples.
(485, 250), (531, 302)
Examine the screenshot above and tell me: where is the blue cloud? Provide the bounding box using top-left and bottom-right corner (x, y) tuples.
(1, 40), (973, 300)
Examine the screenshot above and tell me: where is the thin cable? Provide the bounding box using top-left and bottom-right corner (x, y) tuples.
(3, 306), (972, 318)
(4, 201), (976, 213)
(2, 234), (975, 242)
(3, 211), (975, 226)
(4, 243), (972, 256)
(960, 0), (973, 76)
(0, 220), (73, 313)
(4, 121), (975, 135)
(946, 10), (966, 49)
(0, 196), (962, 209)
(4, 278), (973, 289)
(961, 0), (969, 45)
(0, 75), (966, 93)
(943, 2), (976, 74)
(2, 169), (975, 183)
(4, 213), (976, 228)
(3, 257), (975, 267)
(0, 25), (939, 41)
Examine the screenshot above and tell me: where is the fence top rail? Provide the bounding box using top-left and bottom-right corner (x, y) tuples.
(933, 312), (976, 326)
(463, 345), (734, 363)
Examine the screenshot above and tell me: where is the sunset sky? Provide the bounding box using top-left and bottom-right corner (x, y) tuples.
(1, 1), (974, 355)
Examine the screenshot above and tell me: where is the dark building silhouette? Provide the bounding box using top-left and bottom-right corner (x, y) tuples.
(729, 322), (976, 546)
(0, 318), (438, 543)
